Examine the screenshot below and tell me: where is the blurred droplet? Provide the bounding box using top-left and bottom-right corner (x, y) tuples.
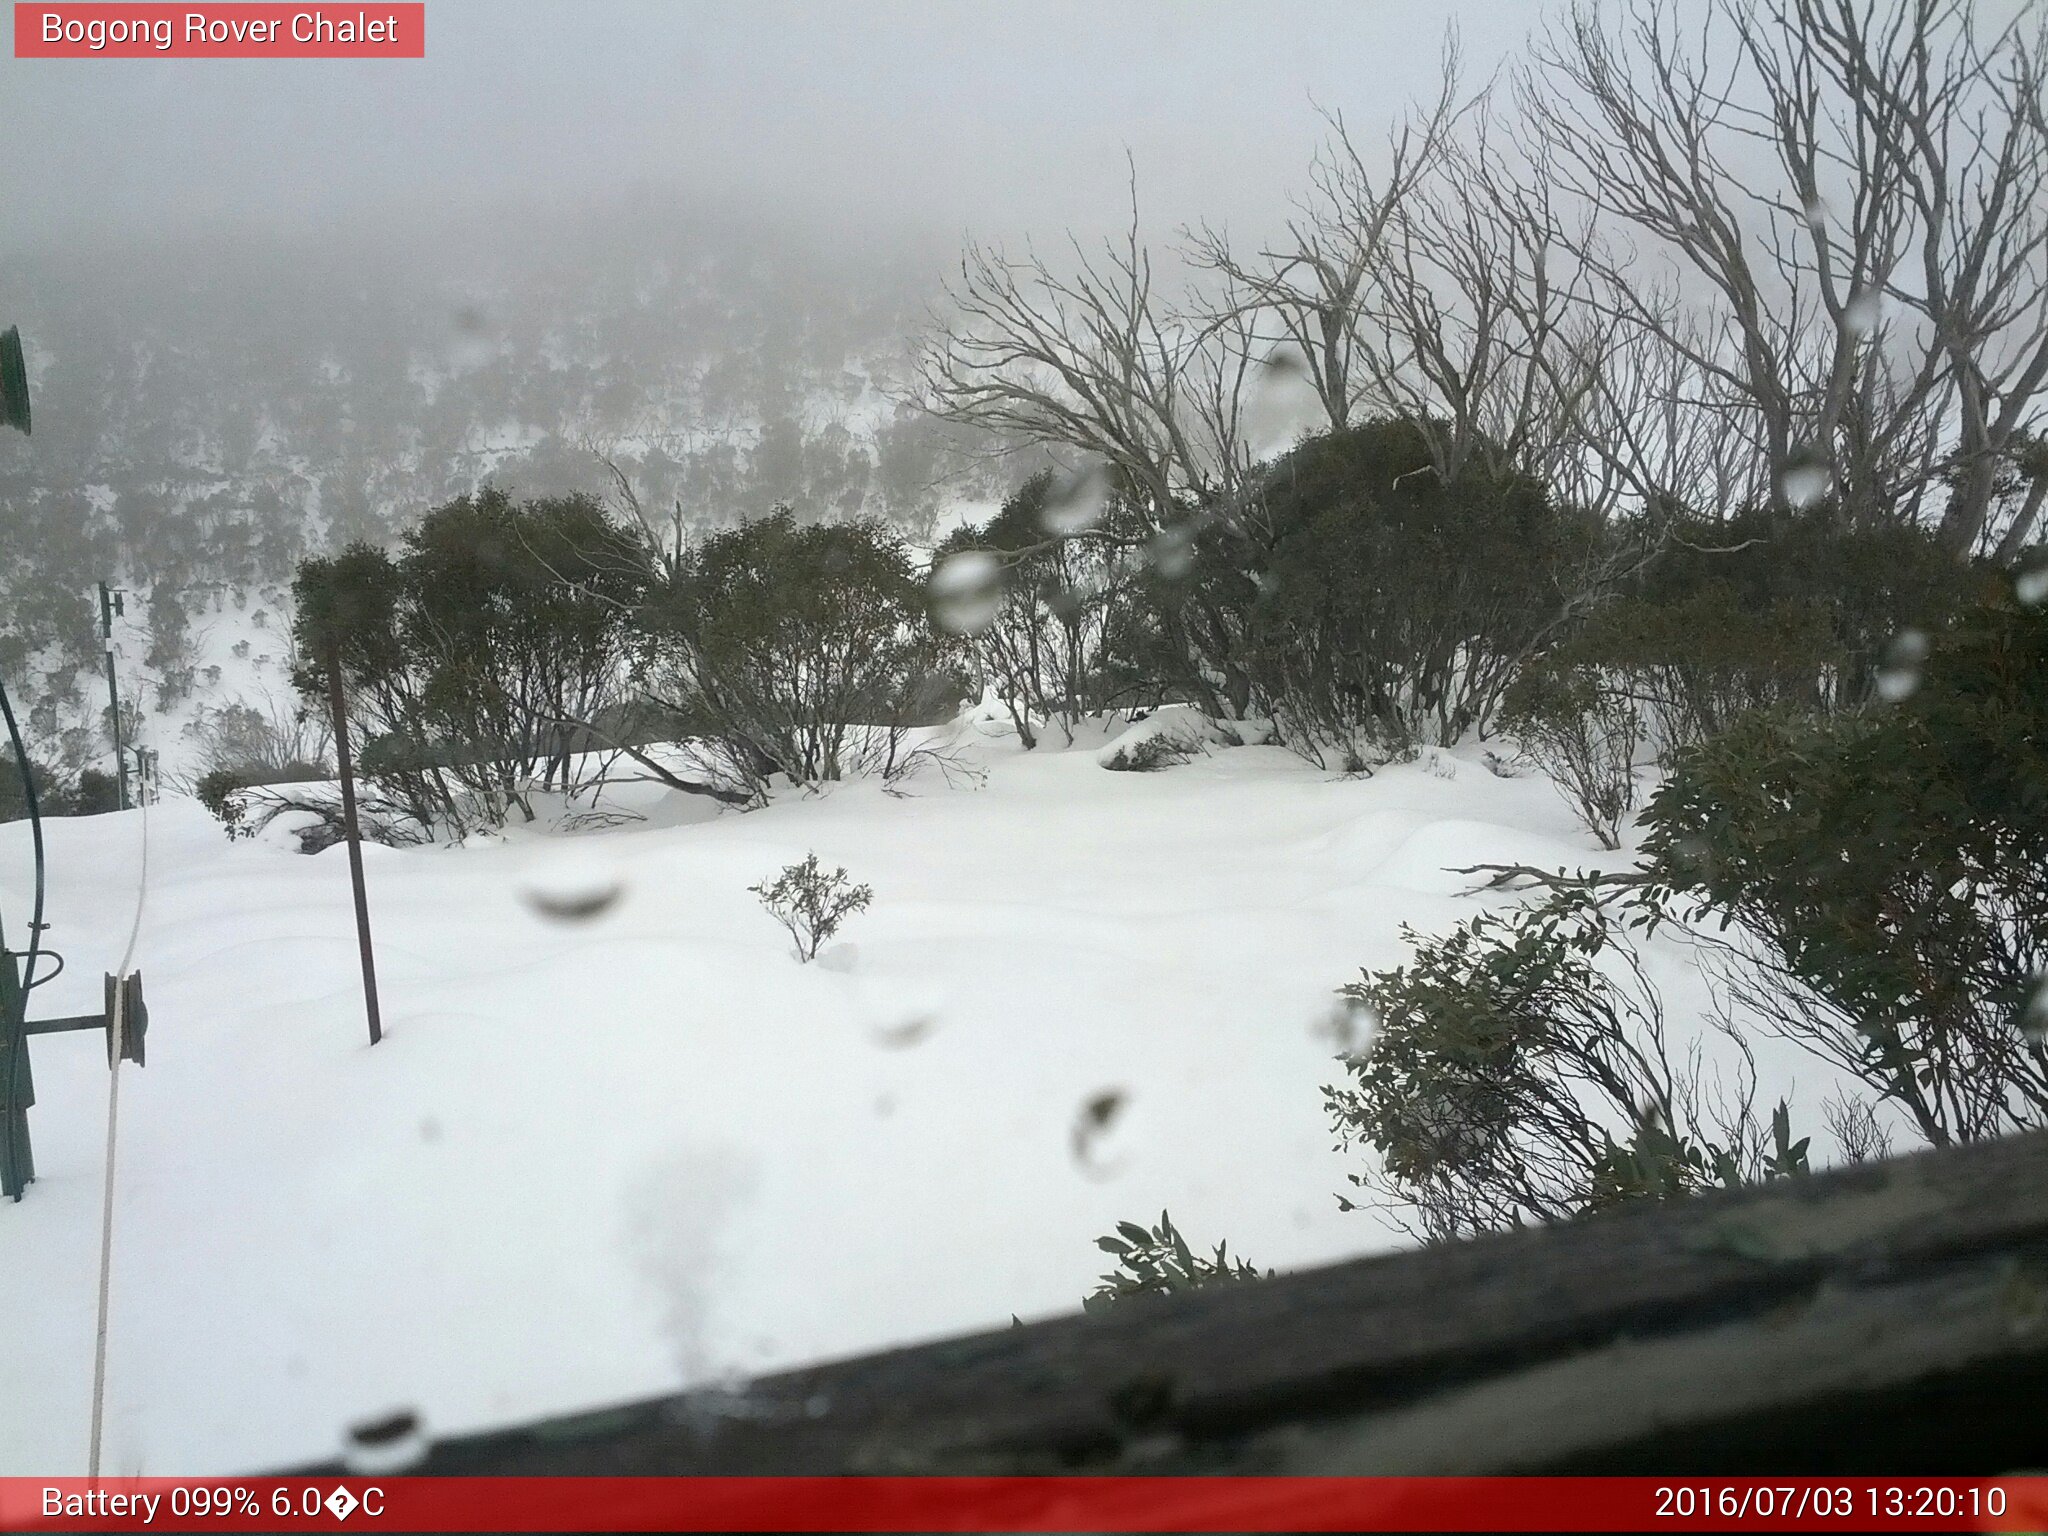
(1802, 194), (1830, 230)
(2019, 974), (2048, 1040)
(418, 1116), (442, 1144)
(519, 849), (626, 923)
(1040, 463), (1109, 536)
(1875, 629), (1929, 702)
(930, 551), (1003, 635)
(1147, 524), (1195, 580)
(2014, 552), (2048, 609)
(445, 307), (495, 372)
(1244, 344), (1325, 459)
(1779, 452), (1831, 509)
(1317, 994), (1379, 1056)
(1071, 1088), (1128, 1173)
(870, 1015), (936, 1049)
(343, 1409), (428, 1474)
(1842, 290), (1882, 337)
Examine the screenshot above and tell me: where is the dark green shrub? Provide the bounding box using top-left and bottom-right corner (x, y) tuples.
(196, 767), (253, 838)
(1327, 890), (1808, 1240)
(1535, 585), (1836, 764)
(645, 509), (957, 797)
(1100, 728), (1198, 773)
(1641, 582), (2048, 1146)
(1233, 420), (1604, 760)
(69, 767), (119, 815)
(294, 487), (648, 833)
(1500, 665), (1642, 849)
(751, 852), (872, 962)
(1633, 503), (1978, 704)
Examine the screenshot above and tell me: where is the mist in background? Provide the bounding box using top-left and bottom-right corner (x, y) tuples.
(3, 1), (1523, 252)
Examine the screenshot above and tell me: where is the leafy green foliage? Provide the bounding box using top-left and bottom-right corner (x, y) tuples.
(1531, 585), (1836, 765)
(935, 471), (1136, 747)
(645, 509), (961, 797)
(196, 768), (255, 839)
(1, 757), (119, 821)
(751, 853), (873, 963)
(293, 487), (647, 834)
(195, 760), (329, 843)
(1084, 1210), (1267, 1312)
(69, 766), (120, 815)
(1233, 420), (1603, 759)
(1501, 664), (1643, 849)
(1631, 504), (1976, 706)
(1327, 889), (1808, 1240)
(1641, 583), (2048, 1146)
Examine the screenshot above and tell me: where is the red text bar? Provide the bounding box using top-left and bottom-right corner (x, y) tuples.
(2, 1477), (2046, 1532)
(14, 4), (423, 57)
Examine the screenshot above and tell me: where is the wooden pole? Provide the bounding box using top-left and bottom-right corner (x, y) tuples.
(325, 648), (383, 1046)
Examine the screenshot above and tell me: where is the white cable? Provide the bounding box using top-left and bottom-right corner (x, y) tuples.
(87, 761), (150, 1478)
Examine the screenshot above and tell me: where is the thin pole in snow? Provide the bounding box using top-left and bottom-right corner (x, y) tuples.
(325, 647), (383, 1046)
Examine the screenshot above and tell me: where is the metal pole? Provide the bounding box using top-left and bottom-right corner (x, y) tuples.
(97, 582), (128, 811)
(325, 649), (383, 1046)
(1, 675), (47, 1200)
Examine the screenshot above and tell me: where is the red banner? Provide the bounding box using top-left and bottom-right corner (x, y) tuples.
(13, 4), (424, 57)
(2, 1477), (2045, 1532)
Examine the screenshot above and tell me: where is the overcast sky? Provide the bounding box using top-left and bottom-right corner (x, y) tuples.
(1, 1), (1533, 257)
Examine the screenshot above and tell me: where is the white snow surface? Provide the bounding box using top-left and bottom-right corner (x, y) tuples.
(0, 716), (1830, 1474)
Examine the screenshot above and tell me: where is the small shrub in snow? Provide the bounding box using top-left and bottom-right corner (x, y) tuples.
(1501, 664), (1642, 850)
(1101, 733), (1196, 773)
(1335, 718), (1416, 778)
(1084, 1210), (1266, 1312)
(752, 852), (873, 962)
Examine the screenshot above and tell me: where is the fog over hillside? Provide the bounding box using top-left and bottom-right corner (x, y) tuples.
(0, 2), (1526, 776)
(0, 202), (1019, 774)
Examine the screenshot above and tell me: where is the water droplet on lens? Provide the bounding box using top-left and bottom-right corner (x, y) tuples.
(1843, 290), (1882, 336)
(343, 1409), (429, 1474)
(1317, 994), (1379, 1055)
(1147, 525), (1195, 580)
(1244, 344), (1325, 458)
(2019, 974), (2048, 1040)
(2014, 554), (2048, 609)
(1875, 629), (1929, 703)
(1070, 1088), (1129, 1175)
(520, 851), (626, 923)
(871, 1015), (936, 1049)
(1040, 463), (1109, 535)
(1779, 454), (1831, 509)
(930, 551), (1003, 635)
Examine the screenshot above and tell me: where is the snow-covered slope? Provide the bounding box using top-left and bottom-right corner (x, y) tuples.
(0, 720), (1819, 1474)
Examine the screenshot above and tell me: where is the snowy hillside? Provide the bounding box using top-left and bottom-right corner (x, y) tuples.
(0, 715), (1846, 1475)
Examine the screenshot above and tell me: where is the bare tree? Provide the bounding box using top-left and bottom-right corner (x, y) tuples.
(916, 168), (1245, 535)
(1184, 41), (1473, 435)
(1526, 0), (2048, 551)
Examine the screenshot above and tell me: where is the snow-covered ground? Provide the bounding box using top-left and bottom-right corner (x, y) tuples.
(0, 715), (1824, 1475)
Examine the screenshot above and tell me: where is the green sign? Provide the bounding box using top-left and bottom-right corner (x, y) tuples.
(1, 327), (29, 436)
